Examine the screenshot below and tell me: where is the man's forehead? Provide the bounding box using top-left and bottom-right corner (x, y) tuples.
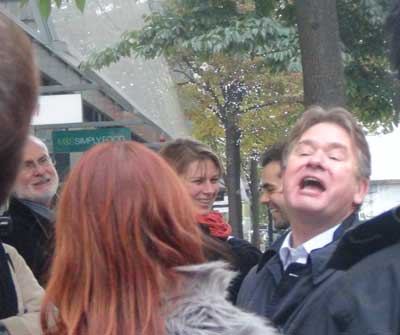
(298, 122), (352, 143)
(262, 161), (282, 183)
(296, 139), (349, 151)
(22, 139), (48, 161)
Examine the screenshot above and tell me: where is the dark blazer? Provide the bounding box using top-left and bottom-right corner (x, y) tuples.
(236, 214), (360, 331)
(286, 206), (400, 335)
(2, 197), (54, 286)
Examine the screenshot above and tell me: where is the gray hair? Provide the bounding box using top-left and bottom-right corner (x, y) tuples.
(282, 106), (371, 179)
(27, 135), (49, 154)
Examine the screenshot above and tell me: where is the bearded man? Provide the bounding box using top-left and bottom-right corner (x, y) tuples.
(3, 136), (59, 286)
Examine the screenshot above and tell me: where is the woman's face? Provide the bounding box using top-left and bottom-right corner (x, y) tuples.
(182, 159), (220, 215)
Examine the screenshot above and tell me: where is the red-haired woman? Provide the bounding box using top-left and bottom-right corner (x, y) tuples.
(160, 138), (261, 304)
(40, 142), (275, 335)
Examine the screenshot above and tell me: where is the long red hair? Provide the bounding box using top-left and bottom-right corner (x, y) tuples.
(41, 141), (206, 335)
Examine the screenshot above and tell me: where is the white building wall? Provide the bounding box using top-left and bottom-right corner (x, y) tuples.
(359, 128), (400, 220)
(360, 181), (400, 220)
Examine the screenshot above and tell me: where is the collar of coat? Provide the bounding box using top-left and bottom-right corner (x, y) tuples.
(171, 261), (236, 301)
(8, 197), (54, 225)
(327, 205), (400, 270)
(255, 213), (360, 285)
(165, 261), (276, 335)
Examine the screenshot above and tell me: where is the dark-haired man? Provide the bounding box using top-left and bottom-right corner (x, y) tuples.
(285, 205), (400, 335)
(3, 135), (58, 285)
(259, 142), (289, 231)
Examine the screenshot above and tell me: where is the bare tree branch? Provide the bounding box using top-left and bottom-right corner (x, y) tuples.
(180, 56), (226, 121)
(243, 95), (303, 113)
(172, 68), (197, 83)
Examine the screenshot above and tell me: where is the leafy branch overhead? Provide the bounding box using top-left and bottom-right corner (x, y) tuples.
(85, 1), (299, 70)
(337, 0), (399, 129)
(81, 0), (396, 235)
(182, 65), (303, 156)
(30, 0), (85, 19)
(33, 0), (398, 130)
(84, 0), (303, 237)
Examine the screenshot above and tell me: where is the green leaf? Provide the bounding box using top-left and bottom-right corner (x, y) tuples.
(38, 0), (51, 19)
(75, 0), (85, 13)
(255, 0), (277, 17)
(19, 0), (29, 8)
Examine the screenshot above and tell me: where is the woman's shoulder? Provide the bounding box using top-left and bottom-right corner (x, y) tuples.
(165, 261), (276, 335)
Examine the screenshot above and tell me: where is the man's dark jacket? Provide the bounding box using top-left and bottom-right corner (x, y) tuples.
(285, 205), (400, 335)
(2, 197), (54, 286)
(236, 214), (360, 332)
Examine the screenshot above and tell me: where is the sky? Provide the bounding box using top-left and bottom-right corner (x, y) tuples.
(367, 127), (400, 181)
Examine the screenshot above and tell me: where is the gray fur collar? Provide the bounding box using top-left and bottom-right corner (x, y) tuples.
(165, 261), (277, 335)
(174, 260), (237, 300)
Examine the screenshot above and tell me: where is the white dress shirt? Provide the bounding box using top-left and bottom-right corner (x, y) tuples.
(279, 223), (341, 270)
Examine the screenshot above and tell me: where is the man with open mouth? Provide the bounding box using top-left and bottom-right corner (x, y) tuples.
(237, 106), (370, 333)
(283, 6), (400, 334)
(3, 135), (59, 286)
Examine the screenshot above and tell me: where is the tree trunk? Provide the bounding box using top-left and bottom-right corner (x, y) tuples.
(390, 77), (400, 125)
(249, 156), (260, 248)
(224, 112), (243, 239)
(295, 0), (346, 108)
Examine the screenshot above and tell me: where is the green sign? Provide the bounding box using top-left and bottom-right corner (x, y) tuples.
(52, 128), (131, 153)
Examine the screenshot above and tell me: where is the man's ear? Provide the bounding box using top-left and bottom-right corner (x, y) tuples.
(353, 178), (369, 206)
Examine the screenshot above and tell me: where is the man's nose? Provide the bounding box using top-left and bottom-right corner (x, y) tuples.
(260, 192), (271, 205)
(33, 162), (46, 175)
(307, 150), (325, 169)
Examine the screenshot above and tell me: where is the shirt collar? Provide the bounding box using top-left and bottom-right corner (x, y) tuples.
(279, 223), (341, 270)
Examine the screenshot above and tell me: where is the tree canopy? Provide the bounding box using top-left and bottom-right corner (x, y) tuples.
(83, 0), (398, 127)
(82, 0), (303, 237)
(338, 0), (399, 130)
(85, 0), (298, 68)
(80, 0), (398, 235)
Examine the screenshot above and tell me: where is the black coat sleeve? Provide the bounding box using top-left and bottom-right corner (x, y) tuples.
(226, 237), (261, 304)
